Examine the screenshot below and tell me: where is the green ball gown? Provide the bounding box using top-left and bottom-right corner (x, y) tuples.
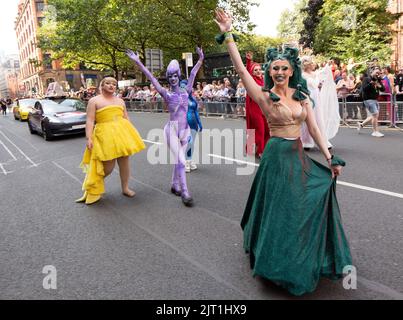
(241, 99), (352, 296)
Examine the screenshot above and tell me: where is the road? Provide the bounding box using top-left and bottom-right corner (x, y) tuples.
(1, 111), (402, 300)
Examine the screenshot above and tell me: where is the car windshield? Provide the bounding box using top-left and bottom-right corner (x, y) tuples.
(40, 100), (76, 113)
(18, 99), (37, 108)
(60, 99), (86, 110)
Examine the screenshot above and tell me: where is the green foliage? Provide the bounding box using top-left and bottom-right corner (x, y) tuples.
(38, 0), (257, 80)
(237, 34), (283, 62)
(300, 0), (324, 49)
(313, 0), (400, 66)
(277, 0), (308, 41)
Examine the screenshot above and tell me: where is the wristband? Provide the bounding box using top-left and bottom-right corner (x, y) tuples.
(215, 32), (239, 45)
(330, 155), (346, 167)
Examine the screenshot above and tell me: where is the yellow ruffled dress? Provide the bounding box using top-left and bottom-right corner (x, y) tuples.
(78, 105), (146, 199)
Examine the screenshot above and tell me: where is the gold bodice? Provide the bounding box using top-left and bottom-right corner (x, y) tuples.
(266, 99), (309, 138)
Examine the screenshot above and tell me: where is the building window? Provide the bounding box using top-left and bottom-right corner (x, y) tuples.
(36, 2), (45, 12)
(43, 54), (53, 69)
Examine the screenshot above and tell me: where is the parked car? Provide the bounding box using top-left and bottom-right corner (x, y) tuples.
(28, 99), (87, 141)
(13, 98), (38, 121)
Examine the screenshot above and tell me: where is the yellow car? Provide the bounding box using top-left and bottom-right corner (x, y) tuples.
(13, 99), (38, 121)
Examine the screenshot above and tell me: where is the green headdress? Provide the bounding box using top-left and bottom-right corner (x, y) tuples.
(262, 47), (310, 102)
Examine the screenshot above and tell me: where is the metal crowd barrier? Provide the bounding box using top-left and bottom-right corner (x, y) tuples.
(339, 93), (400, 128)
(80, 95), (402, 129)
(125, 99), (166, 113)
(394, 94), (403, 126)
(124, 99), (246, 118)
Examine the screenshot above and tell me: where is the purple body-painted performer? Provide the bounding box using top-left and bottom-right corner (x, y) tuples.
(126, 48), (204, 207)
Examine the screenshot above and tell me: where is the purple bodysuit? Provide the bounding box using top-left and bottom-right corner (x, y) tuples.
(126, 48), (204, 206)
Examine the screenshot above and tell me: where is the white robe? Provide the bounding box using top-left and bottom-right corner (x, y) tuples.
(318, 65), (340, 141)
(301, 66), (340, 148)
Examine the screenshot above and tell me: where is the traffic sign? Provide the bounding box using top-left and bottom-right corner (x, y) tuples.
(145, 49), (164, 73)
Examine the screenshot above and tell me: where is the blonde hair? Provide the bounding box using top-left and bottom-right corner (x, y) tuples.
(99, 77), (118, 93)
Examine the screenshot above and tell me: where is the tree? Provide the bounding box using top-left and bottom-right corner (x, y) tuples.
(314, 0), (400, 66)
(277, 0), (308, 42)
(39, 0), (134, 79)
(237, 34), (283, 63)
(38, 0), (257, 80)
(299, 0), (324, 49)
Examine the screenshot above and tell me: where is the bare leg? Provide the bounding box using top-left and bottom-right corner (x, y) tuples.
(362, 115), (373, 127)
(117, 156), (135, 197)
(103, 159), (116, 177)
(372, 114), (379, 132)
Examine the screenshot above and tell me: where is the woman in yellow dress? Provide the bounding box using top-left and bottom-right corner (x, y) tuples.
(76, 77), (146, 205)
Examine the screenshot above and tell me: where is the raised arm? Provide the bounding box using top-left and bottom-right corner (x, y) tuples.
(126, 49), (167, 100)
(214, 9), (263, 105)
(187, 47), (204, 94)
(246, 51), (253, 75)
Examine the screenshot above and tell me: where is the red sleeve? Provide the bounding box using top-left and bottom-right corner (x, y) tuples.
(246, 57), (253, 76)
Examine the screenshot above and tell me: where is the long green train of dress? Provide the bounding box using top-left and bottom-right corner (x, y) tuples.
(241, 137), (352, 296)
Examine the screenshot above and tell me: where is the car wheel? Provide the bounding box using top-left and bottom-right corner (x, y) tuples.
(14, 113), (18, 120)
(28, 120), (35, 134)
(42, 123), (53, 141)
(19, 115), (24, 122)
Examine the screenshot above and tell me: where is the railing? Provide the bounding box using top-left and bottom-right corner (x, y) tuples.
(393, 94), (403, 126)
(81, 95), (402, 130)
(125, 98), (247, 118)
(338, 93), (402, 129)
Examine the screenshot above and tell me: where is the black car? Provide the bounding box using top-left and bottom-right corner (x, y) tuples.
(28, 99), (87, 140)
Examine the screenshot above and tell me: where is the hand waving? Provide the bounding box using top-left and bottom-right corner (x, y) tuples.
(246, 51), (253, 60)
(125, 49), (140, 64)
(214, 8), (233, 33)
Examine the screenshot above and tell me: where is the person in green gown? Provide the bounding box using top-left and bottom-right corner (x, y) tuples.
(215, 9), (352, 296)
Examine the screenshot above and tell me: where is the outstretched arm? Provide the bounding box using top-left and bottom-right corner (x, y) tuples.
(214, 9), (263, 106)
(246, 51), (253, 76)
(187, 47), (204, 94)
(126, 50), (167, 100)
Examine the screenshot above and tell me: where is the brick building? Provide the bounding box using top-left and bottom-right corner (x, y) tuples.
(389, 0), (403, 69)
(15, 0), (105, 97)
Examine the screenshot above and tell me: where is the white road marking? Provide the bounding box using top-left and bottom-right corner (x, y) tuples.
(208, 153), (259, 167)
(143, 139), (163, 145)
(0, 130), (37, 167)
(52, 161), (82, 185)
(337, 181), (403, 199)
(0, 139), (17, 160)
(1, 126), (40, 152)
(0, 163), (7, 175)
(143, 137), (403, 200)
(207, 153), (403, 200)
